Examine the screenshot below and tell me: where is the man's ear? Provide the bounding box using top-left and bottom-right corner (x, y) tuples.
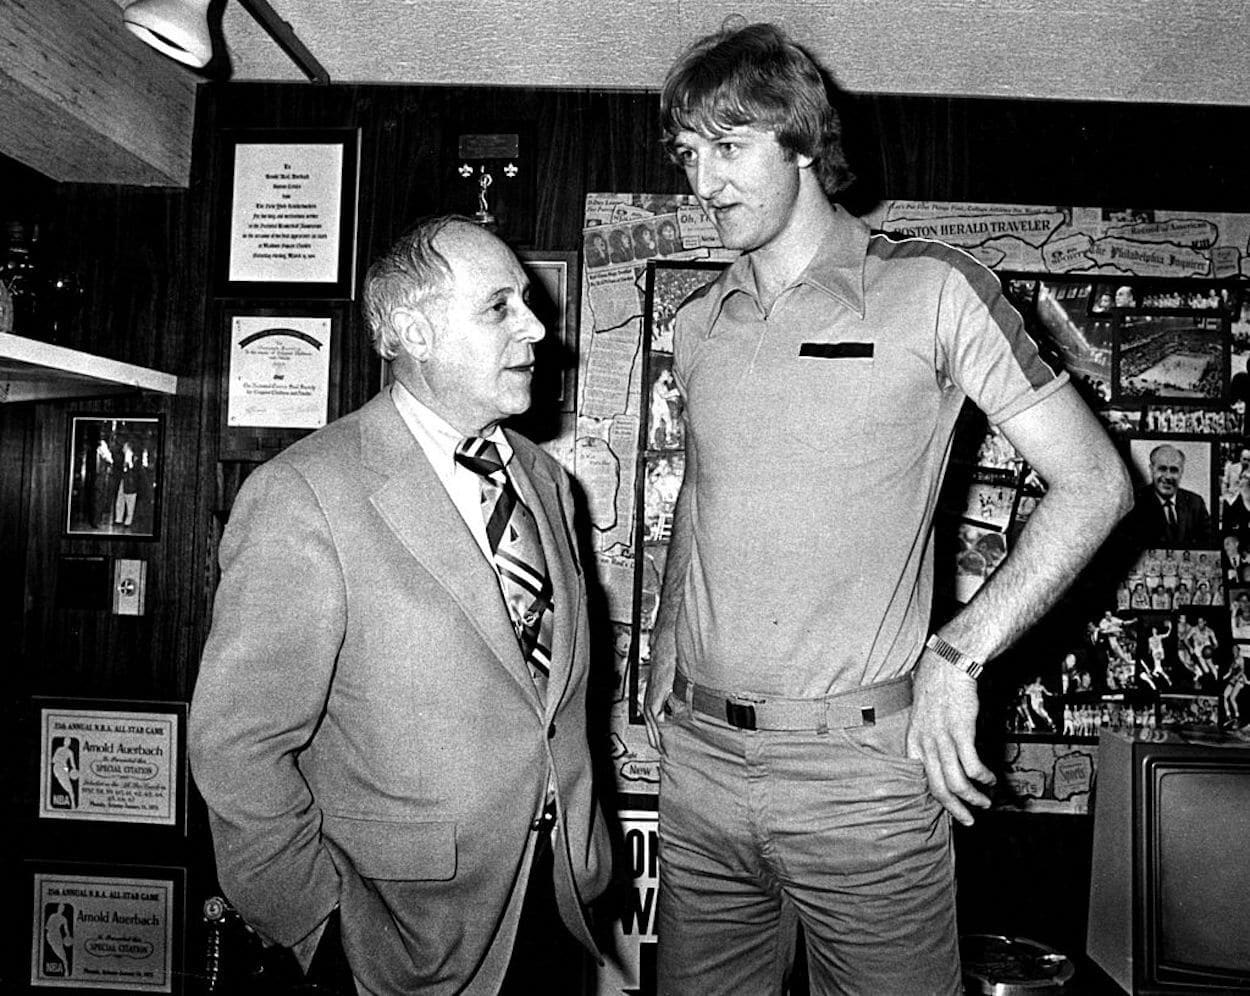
(392, 307), (435, 361)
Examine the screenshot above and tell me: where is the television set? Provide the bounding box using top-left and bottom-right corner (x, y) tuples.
(1087, 727), (1250, 993)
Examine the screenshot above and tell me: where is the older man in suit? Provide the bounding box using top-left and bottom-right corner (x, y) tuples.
(189, 216), (612, 995)
(1129, 442), (1211, 546)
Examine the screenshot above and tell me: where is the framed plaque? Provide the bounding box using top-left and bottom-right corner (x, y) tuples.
(225, 309), (334, 430)
(219, 128), (360, 298)
(36, 699), (187, 833)
(218, 304), (345, 461)
(29, 861), (185, 992)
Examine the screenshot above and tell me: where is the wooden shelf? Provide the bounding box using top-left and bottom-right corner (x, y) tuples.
(0, 332), (178, 403)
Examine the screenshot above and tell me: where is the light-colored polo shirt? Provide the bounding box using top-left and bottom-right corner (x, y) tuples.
(671, 205), (1067, 697)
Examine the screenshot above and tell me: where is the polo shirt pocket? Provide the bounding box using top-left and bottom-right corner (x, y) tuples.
(322, 813), (457, 881)
(786, 340), (877, 451)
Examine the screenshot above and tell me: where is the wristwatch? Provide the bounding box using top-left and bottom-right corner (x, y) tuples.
(925, 633), (985, 680)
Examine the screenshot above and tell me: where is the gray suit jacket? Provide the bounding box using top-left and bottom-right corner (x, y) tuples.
(189, 391), (611, 994)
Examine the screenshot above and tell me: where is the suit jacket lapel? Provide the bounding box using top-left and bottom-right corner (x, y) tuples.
(506, 432), (583, 713)
(359, 395), (541, 702)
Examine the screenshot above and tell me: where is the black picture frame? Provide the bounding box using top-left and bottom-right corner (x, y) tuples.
(218, 127), (360, 299)
(64, 415), (164, 539)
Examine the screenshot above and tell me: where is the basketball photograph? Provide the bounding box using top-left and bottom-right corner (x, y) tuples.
(1113, 314), (1226, 403)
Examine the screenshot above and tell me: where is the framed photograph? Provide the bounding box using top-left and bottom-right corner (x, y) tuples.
(28, 860), (185, 992)
(219, 128), (360, 298)
(64, 415), (164, 539)
(519, 250), (579, 412)
(35, 698), (187, 832)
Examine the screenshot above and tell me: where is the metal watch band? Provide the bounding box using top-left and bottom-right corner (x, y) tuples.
(925, 633), (985, 680)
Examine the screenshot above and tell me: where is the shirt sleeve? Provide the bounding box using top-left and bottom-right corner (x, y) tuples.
(936, 262), (1069, 425)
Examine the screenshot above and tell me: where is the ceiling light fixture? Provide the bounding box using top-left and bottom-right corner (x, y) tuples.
(123, 0), (330, 84)
(123, 0), (212, 68)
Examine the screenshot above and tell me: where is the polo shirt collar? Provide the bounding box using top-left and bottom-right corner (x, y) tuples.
(704, 204), (870, 334)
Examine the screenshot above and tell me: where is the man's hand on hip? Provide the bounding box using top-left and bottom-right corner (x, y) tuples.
(643, 641), (678, 754)
(906, 651), (995, 826)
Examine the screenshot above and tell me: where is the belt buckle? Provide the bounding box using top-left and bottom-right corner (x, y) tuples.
(725, 700), (757, 730)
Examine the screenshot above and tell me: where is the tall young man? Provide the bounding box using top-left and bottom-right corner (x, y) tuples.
(643, 22), (1132, 994)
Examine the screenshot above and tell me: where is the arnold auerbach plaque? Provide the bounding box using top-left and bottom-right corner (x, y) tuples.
(39, 707), (179, 826)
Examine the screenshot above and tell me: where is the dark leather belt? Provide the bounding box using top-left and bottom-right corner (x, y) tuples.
(671, 671), (912, 732)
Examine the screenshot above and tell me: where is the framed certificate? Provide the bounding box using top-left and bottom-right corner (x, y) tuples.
(226, 311), (333, 430)
(219, 305), (345, 461)
(219, 128), (360, 298)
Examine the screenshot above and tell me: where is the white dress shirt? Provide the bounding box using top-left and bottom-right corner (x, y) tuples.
(390, 381), (516, 563)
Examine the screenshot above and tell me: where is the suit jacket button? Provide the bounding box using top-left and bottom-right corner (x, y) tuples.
(547, 723), (556, 738)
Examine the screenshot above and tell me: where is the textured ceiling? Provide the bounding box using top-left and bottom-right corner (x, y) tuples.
(195, 0), (1250, 106)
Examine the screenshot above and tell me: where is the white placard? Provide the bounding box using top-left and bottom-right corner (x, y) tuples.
(228, 141), (345, 284)
(32, 871), (175, 991)
(227, 315), (332, 429)
(39, 708), (179, 826)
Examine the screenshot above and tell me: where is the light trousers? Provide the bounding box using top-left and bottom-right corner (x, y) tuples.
(655, 698), (962, 996)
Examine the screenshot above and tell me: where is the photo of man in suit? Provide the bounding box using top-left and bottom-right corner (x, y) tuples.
(1128, 442), (1211, 546)
(189, 215), (612, 995)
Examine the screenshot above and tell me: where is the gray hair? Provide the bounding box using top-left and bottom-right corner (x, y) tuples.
(361, 214), (478, 360)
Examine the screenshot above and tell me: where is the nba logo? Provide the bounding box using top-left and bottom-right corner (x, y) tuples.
(48, 737), (81, 810)
(42, 902), (74, 977)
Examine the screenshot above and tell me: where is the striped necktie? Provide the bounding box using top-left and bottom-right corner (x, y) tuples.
(455, 437), (553, 697)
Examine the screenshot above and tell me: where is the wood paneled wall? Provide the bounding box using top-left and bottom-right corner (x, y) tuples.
(2, 82), (1248, 989)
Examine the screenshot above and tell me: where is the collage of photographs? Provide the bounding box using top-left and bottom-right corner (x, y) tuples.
(940, 273), (1250, 745)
